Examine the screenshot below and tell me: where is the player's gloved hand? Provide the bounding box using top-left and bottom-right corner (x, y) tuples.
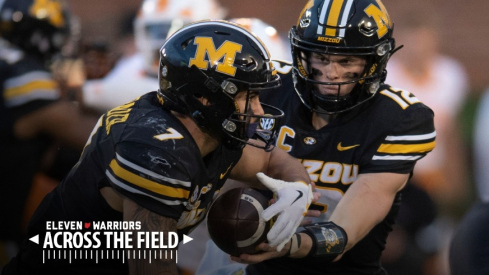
(257, 172), (313, 252)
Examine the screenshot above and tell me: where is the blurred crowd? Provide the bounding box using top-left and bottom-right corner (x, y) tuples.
(0, 0), (487, 274)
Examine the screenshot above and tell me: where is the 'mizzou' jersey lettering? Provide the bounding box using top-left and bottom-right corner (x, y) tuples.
(301, 159), (358, 218)
(301, 159), (358, 185)
(105, 101), (135, 134)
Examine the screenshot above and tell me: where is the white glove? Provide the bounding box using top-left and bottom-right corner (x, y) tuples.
(257, 172), (313, 252)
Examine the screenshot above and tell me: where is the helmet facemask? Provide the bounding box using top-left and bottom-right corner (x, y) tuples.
(291, 43), (388, 114)
(187, 66), (283, 151)
(223, 89), (284, 152)
(159, 58), (283, 151)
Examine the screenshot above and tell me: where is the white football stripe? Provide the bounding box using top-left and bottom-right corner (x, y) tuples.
(237, 194), (267, 248)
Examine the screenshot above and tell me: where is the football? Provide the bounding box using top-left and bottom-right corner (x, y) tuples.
(207, 187), (271, 256)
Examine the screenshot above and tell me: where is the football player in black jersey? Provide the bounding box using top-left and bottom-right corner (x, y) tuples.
(0, 0), (97, 254)
(3, 20), (315, 274)
(197, 0), (436, 275)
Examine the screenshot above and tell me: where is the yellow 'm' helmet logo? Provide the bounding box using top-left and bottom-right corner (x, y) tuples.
(364, 0), (392, 38)
(189, 37), (242, 76)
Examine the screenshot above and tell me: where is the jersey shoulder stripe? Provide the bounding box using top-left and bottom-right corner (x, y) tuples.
(106, 171), (184, 206)
(107, 153), (191, 202)
(114, 152), (191, 188)
(385, 131), (437, 141)
(3, 69), (59, 107)
(372, 104), (436, 162)
(377, 140), (436, 154)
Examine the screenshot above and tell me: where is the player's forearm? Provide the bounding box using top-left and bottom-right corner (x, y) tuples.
(267, 147), (309, 183)
(289, 233), (313, 258)
(288, 222), (347, 262)
(328, 173), (408, 250)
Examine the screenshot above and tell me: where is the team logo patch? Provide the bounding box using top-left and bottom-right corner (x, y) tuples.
(303, 137), (316, 145)
(259, 116), (275, 130)
(364, 0), (392, 38)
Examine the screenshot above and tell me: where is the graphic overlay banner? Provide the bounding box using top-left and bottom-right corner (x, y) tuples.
(29, 221), (192, 264)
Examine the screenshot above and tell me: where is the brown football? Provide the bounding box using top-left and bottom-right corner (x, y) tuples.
(207, 187), (271, 256)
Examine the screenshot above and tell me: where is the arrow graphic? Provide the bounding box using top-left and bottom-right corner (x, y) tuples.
(183, 234), (193, 244)
(29, 234), (39, 244)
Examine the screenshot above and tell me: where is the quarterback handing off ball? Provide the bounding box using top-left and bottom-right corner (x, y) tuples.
(207, 187), (271, 256)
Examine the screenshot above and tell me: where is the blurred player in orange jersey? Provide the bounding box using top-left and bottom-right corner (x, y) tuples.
(82, 0), (227, 112)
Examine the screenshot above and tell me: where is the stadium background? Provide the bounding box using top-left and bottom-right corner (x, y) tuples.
(67, 0), (489, 95)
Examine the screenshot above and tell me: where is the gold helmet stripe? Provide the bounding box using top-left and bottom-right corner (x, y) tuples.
(317, 0), (354, 38)
(325, 0), (344, 36)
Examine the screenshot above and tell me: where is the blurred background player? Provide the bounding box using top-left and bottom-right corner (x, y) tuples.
(0, 0), (97, 267)
(227, 17), (289, 62)
(448, 87), (489, 275)
(81, 0), (290, 114)
(473, 88), (489, 205)
(383, 4), (470, 274)
(81, 0), (227, 112)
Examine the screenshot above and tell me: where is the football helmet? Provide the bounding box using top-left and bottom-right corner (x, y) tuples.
(135, 0), (227, 77)
(290, 0), (397, 114)
(158, 20), (283, 150)
(0, 0), (71, 60)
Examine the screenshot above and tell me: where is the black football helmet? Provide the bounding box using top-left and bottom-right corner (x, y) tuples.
(158, 20), (283, 150)
(0, 0), (70, 60)
(290, 0), (397, 114)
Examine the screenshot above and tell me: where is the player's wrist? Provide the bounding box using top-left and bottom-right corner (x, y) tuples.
(283, 233), (301, 257)
(300, 222), (348, 262)
(286, 233), (311, 258)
